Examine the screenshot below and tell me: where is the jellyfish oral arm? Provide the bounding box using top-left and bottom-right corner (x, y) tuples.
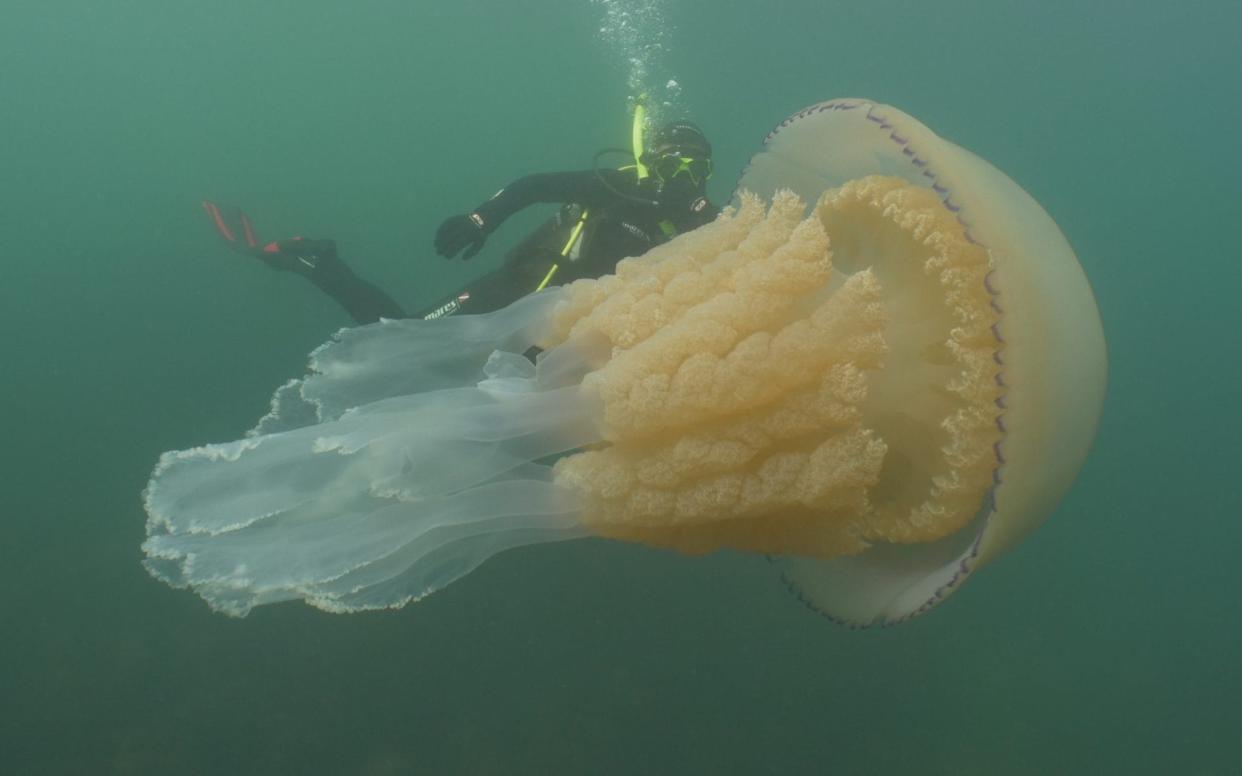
(143, 290), (603, 616)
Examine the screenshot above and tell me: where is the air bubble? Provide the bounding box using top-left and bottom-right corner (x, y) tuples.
(591, 0), (687, 126)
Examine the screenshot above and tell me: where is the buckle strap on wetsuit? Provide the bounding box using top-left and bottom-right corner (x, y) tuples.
(534, 206), (591, 292)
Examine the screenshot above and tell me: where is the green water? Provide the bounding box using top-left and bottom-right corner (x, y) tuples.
(2, 1), (1239, 773)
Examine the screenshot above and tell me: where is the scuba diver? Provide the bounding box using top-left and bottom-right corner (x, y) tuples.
(204, 112), (719, 325)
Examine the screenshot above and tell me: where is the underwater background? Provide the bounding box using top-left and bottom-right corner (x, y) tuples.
(2, 0), (1239, 773)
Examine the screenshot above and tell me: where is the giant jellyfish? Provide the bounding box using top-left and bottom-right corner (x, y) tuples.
(143, 99), (1106, 625)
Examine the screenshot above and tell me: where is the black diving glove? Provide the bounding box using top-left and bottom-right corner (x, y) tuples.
(435, 213), (487, 260)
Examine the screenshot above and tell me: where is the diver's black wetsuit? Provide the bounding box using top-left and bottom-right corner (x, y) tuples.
(256, 238), (406, 323)
(454, 168), (719, 307)
(221, 168), (718, 325)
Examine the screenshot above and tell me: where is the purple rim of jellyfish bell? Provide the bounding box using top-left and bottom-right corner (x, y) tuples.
(740, 99), (1008, 627)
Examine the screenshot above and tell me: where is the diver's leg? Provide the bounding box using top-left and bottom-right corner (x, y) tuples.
(414, 256), (552, 319)
(266, 239), (407, 325)
(201, 202), (405, 324)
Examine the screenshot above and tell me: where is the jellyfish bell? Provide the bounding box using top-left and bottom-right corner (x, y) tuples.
(142, 98), (1105, 626)
(732, 99), (1106, 624)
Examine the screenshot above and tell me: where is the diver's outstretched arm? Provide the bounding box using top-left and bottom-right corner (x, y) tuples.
(202, 201), (406, 325)
(417, 213), (567, 319)
(434, 171), (618, 261)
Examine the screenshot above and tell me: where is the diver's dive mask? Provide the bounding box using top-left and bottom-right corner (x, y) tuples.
(650, 152), (713, 186)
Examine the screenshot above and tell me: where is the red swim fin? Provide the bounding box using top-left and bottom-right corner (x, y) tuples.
(202, 200), (237, 243)
(239, 211), (259, 247)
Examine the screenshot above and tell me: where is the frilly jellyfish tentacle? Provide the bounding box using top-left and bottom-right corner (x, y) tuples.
(251, 290), (573, 434)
